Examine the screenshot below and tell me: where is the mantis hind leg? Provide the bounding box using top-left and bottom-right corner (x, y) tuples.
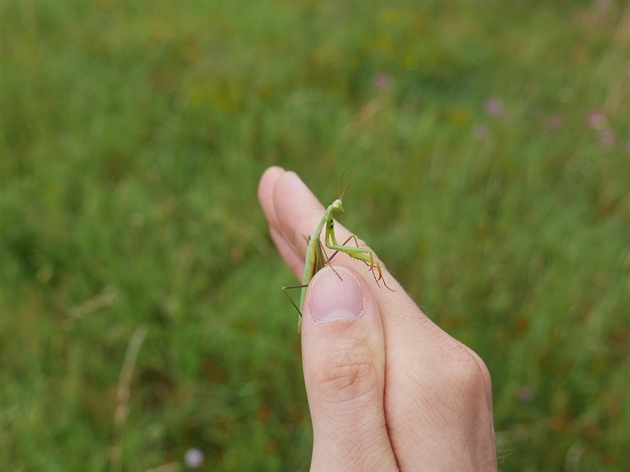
(282, 284), (308, 318)
(282, 284), (309, 334)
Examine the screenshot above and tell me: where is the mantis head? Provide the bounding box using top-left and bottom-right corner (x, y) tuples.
(331, 198), (344, 213)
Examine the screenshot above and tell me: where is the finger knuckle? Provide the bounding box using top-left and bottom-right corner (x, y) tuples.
(312, 345), (378, 404)
(441, 346), (490, 395)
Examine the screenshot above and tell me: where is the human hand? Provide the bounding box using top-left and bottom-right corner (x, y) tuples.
(258, 167), (497, 471)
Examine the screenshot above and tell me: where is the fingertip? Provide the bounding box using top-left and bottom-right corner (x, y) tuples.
(272, 171), (329, 252)
(272, 169), (311, 206)
(270, 225), (304, 279)
(259, 166), (285, 228)
(258, 166), (285, 206)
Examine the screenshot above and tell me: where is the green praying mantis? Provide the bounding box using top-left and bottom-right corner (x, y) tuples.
(282, 168), (394, 333)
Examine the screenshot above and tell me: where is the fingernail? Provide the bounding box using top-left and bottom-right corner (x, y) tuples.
(310, 267), (365, 324)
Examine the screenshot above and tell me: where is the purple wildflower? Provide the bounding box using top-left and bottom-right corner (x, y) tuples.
(484, 98), (503, 117)
(586, 109), (607, 130)
(517, 386), (534, 402)
(598, 129), (616, 148)
(373, 73), (392, 90)
(184, 448), (204, 468)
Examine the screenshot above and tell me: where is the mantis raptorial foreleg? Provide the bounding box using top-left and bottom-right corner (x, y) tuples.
(282, 167), (394, 334)
(326, 232), (393, 290)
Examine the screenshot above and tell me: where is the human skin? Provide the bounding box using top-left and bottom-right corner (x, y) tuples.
(258, 166), (497, 471)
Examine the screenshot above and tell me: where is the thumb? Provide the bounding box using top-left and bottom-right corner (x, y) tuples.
(301, 265), (397, 471)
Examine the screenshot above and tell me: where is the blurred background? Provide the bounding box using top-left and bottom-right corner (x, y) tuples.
(1, 1), (628, 471)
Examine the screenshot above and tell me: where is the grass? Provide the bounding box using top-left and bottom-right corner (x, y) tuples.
(1, 1), (628, 470)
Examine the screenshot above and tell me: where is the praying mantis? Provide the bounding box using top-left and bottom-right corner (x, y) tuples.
(282, 168), (393, 333)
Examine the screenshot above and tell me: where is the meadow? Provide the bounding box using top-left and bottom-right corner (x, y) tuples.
(1, 1), (628, 471)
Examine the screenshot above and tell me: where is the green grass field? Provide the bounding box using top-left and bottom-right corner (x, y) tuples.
(1, 1), (628, 470)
